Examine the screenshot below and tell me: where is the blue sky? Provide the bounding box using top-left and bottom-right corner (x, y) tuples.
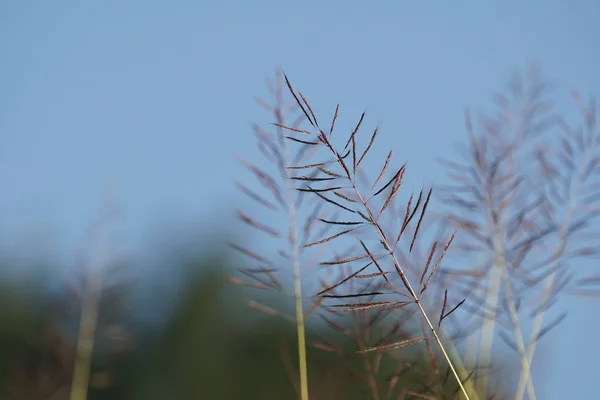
(1, 1), (599, 398)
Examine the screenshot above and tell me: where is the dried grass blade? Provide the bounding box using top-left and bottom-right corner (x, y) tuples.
(399, 191), (421, 238)
(238, 157), (286, 207)
(378, 301), (414, 313)
(355, 271), (391, 279)
(301, 203), (323, 244)
(283, 72), (315, 127)
(306, 186), (357, 213)
(303, 228), (356, 248)
(286, 136), (320, 145)
(335, 150), (352, 179)
(271, 123), (312, 135)
(420, 232), (456, 294)
(437, 289), (448, 328)
(312, 342), (344, 354)
(228, 242), (272, 265)
(359, 240), (391, 286)
(318, 167), (344, 178)
(316, 262), (373, 296)
(239, 269), (280, 291)
(420, 242), (438, 286)
(440, 298), (466, 325)
(333, 190), (358, 203)
(320, 253), (371, 266)
(374, 165), (406, 197)
(247, 300), (294, 321)
(245, 267), (278, 273)
(319, 218), (364, 226)
(320, 315), (350, 335)
(380, 167), (406, 214)
(356, 210), (372, 223)
(298, 91), (319, 128)
(287, 162), (327, 170)
(298, 186), (343, 193)
(249, 266), (282, 290)
(229, 277), (272, 291)
(358, 337), (428, 353)
(237, 209), (281, 238)
(535, 311), (567, 341)
(329, 104), (339, 136)
(357, 126), (379, 167)
(373, 150), (393, 190)
(291, 176), (337, 182)
(343, 111), (366, 151)
(303, 296), (324, 320)
(409, 188), (432, 253)
(234, 181), (278, 211)
(293, 137), (320, 165)
(351, 135), (357, 175)
(328, 300), (401, 312)
(321, 291), (386, 298)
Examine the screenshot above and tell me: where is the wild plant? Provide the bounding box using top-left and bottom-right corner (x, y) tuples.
(231, 68), (485, 399)
(229, 69), (324, 400)
(435, 65), (600, 400)
(68, 193), (133, 400)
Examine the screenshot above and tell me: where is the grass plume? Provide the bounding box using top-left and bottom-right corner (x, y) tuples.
(230, 69), (323, 400)
(436, 64), (600, 399)
(275, 71), (472, 399)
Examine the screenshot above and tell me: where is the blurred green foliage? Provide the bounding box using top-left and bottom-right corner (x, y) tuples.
(0, 246), (500, 399)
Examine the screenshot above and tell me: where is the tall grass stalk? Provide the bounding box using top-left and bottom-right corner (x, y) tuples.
(230, 69), (314, 399)
(514, 93), (599, 400)
(69, 192), (123, 400)
(285, 120), (310, 400)
(276, 72), (472, 399)
(70, 215), (109, 400)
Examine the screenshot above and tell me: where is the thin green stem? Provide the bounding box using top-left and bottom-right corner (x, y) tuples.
(283, 124), (309, 400)
(70, 289), (100, 400)
(353, 187), (471, 400)
(440, 333), (481, 400)
(70, 202), (113, 400)
(292, 254), (309, 400)
(70, 259), (103, 400)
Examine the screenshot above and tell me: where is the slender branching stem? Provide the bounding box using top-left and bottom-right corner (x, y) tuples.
(352, 185), (471, 400)
(514, 241), (566, 399)
(516, 110), (595, 399)
(499, 263), (535, 400)
(478, 188), (536, 399)
(283, 126), (310, 400)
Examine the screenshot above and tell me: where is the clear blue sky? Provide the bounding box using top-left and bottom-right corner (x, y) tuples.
(1, 1), (599, 398)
